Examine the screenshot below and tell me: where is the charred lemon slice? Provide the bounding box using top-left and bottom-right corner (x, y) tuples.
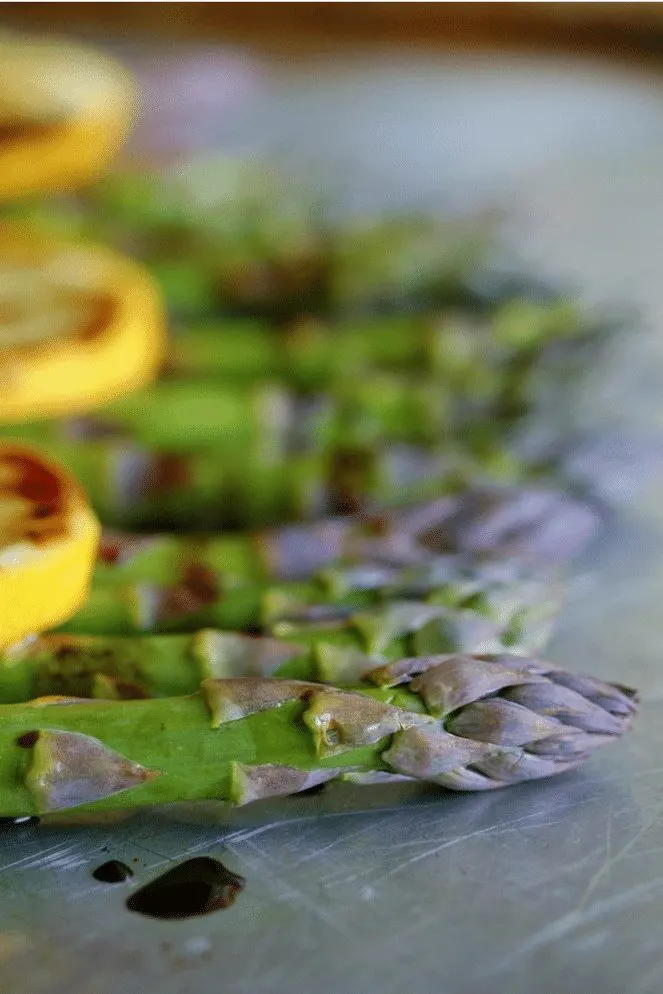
(0, 444), (100, 647)
(0, 31), (135, 201)
(0, 225), (164, 422)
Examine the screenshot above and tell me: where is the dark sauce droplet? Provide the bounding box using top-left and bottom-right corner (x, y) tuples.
(92, 860), (134, 884)
(126, 857), (245, 921)
(16, 730), (40, 749)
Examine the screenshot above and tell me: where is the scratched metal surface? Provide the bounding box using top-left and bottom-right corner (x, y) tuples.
(4, 50), (663, 994)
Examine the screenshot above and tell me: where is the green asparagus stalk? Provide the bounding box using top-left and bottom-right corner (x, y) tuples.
(5, 572), (559, 699)
(0, 654), (637, 815)
(0, 347), (570, 456)
(0, 430), (535, 530)
(166, 297), (592, 393)
(0, 288), (603, 459)
(0, 434), (322, 529)
(56, 550), (561, 644)
(53, 484), (597, 635)
(0, 376), (457, 454)
(0, 622), (474, 702)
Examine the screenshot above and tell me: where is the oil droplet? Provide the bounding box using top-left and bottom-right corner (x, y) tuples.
(126, 857), (245, 920)
(92, 860), (134, 884)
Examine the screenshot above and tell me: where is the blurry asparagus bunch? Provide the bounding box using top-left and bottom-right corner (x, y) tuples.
(0, 43), (638, 819)
(1, 159), (611, 531)
(2, 158), (487, 317)
(2, 156), (611, 674)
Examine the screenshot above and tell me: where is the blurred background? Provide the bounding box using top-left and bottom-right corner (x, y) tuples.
(3, 2), (663, 190)
(3, 3), (663, 60)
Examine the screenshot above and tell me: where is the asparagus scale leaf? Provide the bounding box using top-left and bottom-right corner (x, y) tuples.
(1, 653), (636, 816)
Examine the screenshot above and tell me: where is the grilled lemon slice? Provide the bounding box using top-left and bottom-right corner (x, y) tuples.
(0, 443), (100, 647)
(0, 225), (165, 421)
(0, 31), (136, 201)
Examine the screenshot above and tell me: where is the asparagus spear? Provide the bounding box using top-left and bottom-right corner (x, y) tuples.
(0, 620), (482, 702)
(0, 341), (573, 456)
(166, 297), (592, 393)
(0, 405), (597, 532)
(0, 376), (456, 454)
(7, 488), (587, 689)
(0, 654), (637, 815)
(56, 551), (561, 644)
(0, 433), (322, 528)
(2, 546), (562, 698)
(0, 431), (534, 530)
(54, 484), (597, 635)
(87, 486), (602, 585)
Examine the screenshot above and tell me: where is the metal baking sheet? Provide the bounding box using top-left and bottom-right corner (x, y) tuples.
(3, 48), (663, 994)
